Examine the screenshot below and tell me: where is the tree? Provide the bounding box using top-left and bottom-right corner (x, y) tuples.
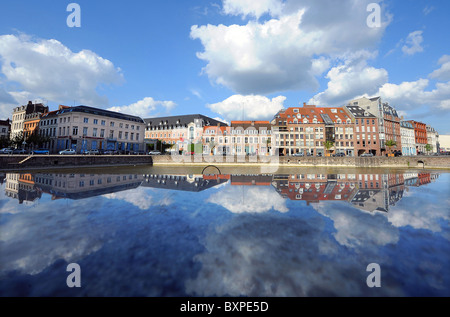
(425, 144), (432, 155)
(10, 132), (24, 149)
(0, 136), (11, 149)
(324, 140), (334, 156)
(26, 132), (49, 150)
(385, 140), (397, 155)
(208, 140), (216, 155)
(266, 137), (271, 155)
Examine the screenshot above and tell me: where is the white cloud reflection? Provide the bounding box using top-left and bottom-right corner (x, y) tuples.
(206, 186), (288, 214)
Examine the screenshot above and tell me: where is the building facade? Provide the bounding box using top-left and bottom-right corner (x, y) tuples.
(0, 119), (11, 140)
(271, 104), (355, 156)
(10, 101), (48, 141)
(344, 105), (380, 156)
(230, 121), (272, 156)
(144, 115), (227, 153)
(349, 97), (401, 155)
(54, 105), (146, 153)
(408, 120), (427, 154)
(400, 121), (416, 156)
(426, 125), (439, 154)
(201, 121), (272, 156)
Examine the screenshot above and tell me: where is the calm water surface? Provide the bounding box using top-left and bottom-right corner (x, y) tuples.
(0, 166), (449, 297)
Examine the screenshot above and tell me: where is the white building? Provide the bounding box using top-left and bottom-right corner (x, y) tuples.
(54, 105), (146, 153)
(10, 101), (48, 140)
(439, 134), (450, 153)
(400, 121), (416, 156)
(426, 125), (439, 154)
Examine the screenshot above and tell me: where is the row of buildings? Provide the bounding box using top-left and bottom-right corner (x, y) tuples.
(1, 171), (438, 214)
(1, 96), (443, 156)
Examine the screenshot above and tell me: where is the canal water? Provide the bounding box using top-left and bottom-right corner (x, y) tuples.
(0, 166), (449, 297)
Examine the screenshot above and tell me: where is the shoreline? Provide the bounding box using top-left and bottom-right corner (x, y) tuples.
(1, 154), (449, 172)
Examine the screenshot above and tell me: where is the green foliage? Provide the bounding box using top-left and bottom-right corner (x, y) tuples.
(0, 136), (11, 148)
(10, 132), (24, 148)
(324, 140), (334, 150)
(385, 140), (396, 148)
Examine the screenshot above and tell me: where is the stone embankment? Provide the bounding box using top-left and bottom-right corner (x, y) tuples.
(0, 154), (153, 171)
(152, 154), (450, 169)
(1, 154), (449, 171)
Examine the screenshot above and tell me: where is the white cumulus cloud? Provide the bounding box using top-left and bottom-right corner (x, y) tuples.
(429, 55), (450, 81)
(309, 51), (388, 106)
(191, 0), (390, 95)
(0, 34), (123, 112)
(108, 97), (176, 118)
(207, 94), (286, 121)
(207, 186), (288, 214)
(222, 0), (284, 19)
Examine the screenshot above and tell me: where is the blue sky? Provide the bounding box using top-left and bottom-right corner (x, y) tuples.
(0, 0), (449, 134)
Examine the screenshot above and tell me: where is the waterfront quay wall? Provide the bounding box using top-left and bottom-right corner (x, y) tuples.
(152, 154), (450, 169)
(0, 155), (153, 171)
(1, 154), (449, 171)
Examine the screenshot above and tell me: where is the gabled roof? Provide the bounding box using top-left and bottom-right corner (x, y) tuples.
(345, 105), (377, 118)
(275, 105), (352, 124)
(144, 114), (227, 127)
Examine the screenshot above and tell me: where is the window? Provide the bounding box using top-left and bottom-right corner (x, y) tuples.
(93, 119), (98, 125)
(110, 122), (115, 127)
(83, 127), (88, 136)
(101, 120), (106, 126)
(100, 129), (105, 137)
(73, 126), (78, 136)
(93, 128), (97, 137)
(84, 118), (89, 123)
(119, 131), (122, 139)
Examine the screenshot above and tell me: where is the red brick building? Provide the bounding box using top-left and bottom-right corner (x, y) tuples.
(408, 120), (427, 154)
(271, 103), (355, 156)
(344, 105), (381, 156)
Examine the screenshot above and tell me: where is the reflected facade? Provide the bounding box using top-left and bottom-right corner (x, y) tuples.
(2, 171), (439, 210)
(0, 169), (448, 297)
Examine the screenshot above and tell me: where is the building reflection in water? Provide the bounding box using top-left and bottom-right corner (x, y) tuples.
(3, 170), (439, 212)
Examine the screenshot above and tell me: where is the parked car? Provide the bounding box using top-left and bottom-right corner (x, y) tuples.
(360, 153), (374, 157)
(333, 152), (346, 157)
(0, 148), (14, 154)
(84, 149), (99, 155)
(132, 150), (146, 155)
(316, 152), (323, 157)
(59, 149), (76, 155)
(394, 150), (402, 157)
(32, 148), (50, 155)
(148, 150), (161, 155)
(104, 150), (119, 155)
(292, 152), (304, 157)
(13, 149), (28, 154)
